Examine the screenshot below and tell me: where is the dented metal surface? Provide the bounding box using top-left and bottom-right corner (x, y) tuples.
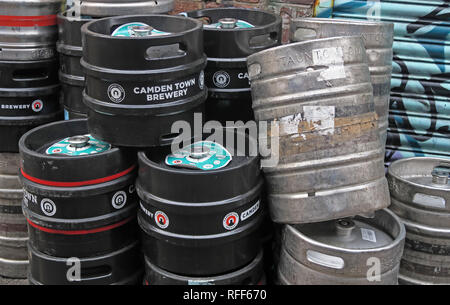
(278, 209), (405, 285)
(290, 17), (394, 146)
(388, 157), (450, 284)
(247, 36), (389, 224)
(321, 0), (450, 164)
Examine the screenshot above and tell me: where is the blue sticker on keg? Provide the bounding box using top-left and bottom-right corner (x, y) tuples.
(46, 134), (111, 156)
(204, 19), (254, 29)
(165, 141), (232, 171)
(64, 109), (69, 121)
(111, 22), (170, 37)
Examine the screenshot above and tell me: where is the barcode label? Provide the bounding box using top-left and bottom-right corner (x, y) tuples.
(361, 228), (377, 243)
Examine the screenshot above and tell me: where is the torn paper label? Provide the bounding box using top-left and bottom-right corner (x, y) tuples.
(312, 47), (346, 81)
(304, 106), (335, 136)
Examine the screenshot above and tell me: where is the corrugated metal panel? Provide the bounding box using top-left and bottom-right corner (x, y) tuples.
(317, 0), (450, 164)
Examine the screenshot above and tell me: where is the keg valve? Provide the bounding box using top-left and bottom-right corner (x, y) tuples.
(219, 18), (238, 29)
(432, 167), (449, 185)
(131, 25), (154, 37)
(335, 219), (355, 237)
(68, 135), (90, 149)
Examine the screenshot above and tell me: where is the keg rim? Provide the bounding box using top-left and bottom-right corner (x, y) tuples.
(388, 157), (450, 192)
(81, 14), (203, 40)
(285, 208), (406, 254)
(247, 35), (364, 64)
(185, 7), (282, 32)
(291, 17), (394, 29)
(143, 249), (263, 282)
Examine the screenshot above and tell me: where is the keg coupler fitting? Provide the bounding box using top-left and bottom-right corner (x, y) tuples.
(432, 167), (449, 185)
(219, 18), (238, 29)
(68, 135), (90, 148)
(131, 25), (154, 36)
(335, 219), (355, 237)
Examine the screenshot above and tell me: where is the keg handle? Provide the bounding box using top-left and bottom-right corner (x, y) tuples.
(248, 25), (280, 51)
(290, 22), (319, 42)
(410, 164), (449, 209)
(306, 250), (345, 269)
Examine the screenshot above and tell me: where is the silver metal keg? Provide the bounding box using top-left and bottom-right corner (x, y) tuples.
(388, 157), (450, 285)
(79, 0), (174, 17)
(0, 153), (28, 279)
(0, 0), (61, 60)
(290, 18), (394, 145)
(247, 36), (389, 224)
(278, 209), (405, 285)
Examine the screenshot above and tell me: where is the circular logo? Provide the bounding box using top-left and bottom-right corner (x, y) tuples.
(223, 212), (239, 230)
(41, 198), (56, 217)
(112, 191), (127, 209)
(213, 71), (230, 88)
(107, 84), (125, 103)
(199, 70), (205, 90)
(154, 211), (169, 229)
(31, 100), (43, 112)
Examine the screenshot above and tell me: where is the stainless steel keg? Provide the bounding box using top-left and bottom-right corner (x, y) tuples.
(247, 36), (389, 224)
(388, 157), (450, 285)
(278, 209), (405, 285)
(290, 18), (394, 146)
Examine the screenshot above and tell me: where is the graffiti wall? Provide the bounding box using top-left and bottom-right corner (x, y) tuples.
(317, 0), (450, 164)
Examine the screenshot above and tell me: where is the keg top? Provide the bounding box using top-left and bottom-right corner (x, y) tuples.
(289, 209), (405, 251)
(185, 8), (282, 58)
(83, 14), (202, 39)
(81, 14), (205, 71)
(290, 17), (394, 48)
(186, 8), (281, 31)
(389, 157), (450, 190)
(296, 218), (392, 249)
(137, 129), (262, 203)
(19, 119), (136, 184)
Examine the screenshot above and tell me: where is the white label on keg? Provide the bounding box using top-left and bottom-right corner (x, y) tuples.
(312, 47), (346, 81)
(412, 193), (446, 209)
(279, 114), (302, 135)
(361, 228), (377, 243)
(23, 190), (38, 207)
(241, 200), (260, 222)
(134, 78), (197, 102)
(304, 106), (335, 136)
(41, 198), (57, 217)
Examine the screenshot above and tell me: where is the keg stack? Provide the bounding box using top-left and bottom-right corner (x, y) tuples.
(184, 8), (282, 124)
(57, 0), (174, 119)
(184, 7), (282, 284)
(0, 0), (63, 282)
(19, 119), (142, 285)
(246, 22), (406, 284)
(388, 157), (450, 285)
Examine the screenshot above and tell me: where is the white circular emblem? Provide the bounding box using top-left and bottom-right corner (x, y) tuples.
(199, 70), (205, 90)
(213, 71), (230, 88)
(154, 211), (169, 229)
(223, 212), (239, 230)
(41, 198), (56, 217)
(107, 83), (125, 103)
(112, 191), (127, 209)
(31, 100), (43, 112)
